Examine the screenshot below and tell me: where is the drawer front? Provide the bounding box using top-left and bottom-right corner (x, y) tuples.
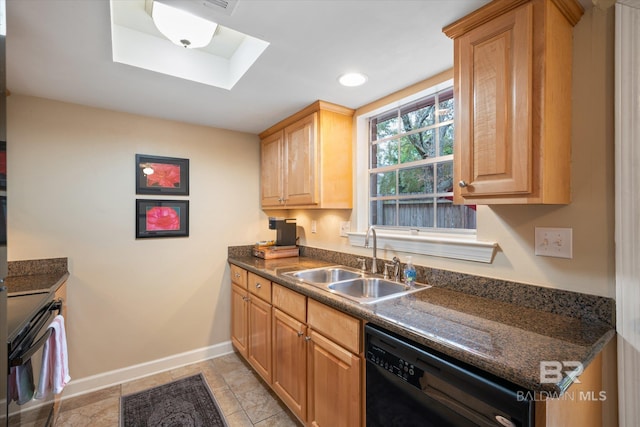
(230, 265), (247, 288)
(272, 283), (306, 323)
(248, 272), (272, 303)
(307, 298), (360, 354)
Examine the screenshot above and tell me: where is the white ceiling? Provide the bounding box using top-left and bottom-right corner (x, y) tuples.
(6, 0), (591, 135)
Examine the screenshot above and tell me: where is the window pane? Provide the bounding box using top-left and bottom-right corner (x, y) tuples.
(370, 172), (396, 196)
(436, 198), (476, 229)
(372, 139), (398, 168)
(371, 200), (396, 226)
(398, 198), (434, 227)
(439, 124), (454, 156)
(371, 113), (398, 141)
(400, 96), (436, 131)
(438, 89), (454, 122)
(400, 130), (435, 161)
(436, 161), (453, 193)
(399, 165), (433, 195)
(366, 85), (475, 231)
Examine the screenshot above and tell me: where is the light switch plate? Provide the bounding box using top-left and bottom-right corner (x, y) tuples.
(535, 227), (573, 259)
(339, 221), (351, 237)
(311, 220), (317, 234)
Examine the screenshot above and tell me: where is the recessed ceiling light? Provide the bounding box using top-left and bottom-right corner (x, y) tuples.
(338, 72), (368, 87)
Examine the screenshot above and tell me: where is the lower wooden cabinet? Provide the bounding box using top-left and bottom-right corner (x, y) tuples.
(230, 284), (249, 357)
(272, 308), (307, 421)
(247, 295), (272, 383)
(230, 267), (272, 384)
(230, 271), (363, 426)
(307, 329), (361, 427)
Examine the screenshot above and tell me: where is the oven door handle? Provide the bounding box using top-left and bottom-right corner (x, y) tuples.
(8, 299), (62, 364)
(9, 327), (53, 367)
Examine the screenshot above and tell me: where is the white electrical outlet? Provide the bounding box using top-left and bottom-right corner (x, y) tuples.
(535, 227), (573, 259)
(339, 221), (351, 237)
(311, 220), (317, 234)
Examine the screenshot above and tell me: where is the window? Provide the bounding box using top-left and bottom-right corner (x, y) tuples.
(368, 87), (476, 230)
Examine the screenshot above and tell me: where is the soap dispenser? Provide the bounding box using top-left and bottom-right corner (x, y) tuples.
(404, 256), (416, 285)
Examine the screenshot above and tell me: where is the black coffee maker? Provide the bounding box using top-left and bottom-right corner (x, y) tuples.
(269, 217), (297, 247)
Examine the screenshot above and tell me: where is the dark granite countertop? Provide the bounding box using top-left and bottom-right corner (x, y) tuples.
(5, 271), (69, 296)
(228, 255), (614, 394)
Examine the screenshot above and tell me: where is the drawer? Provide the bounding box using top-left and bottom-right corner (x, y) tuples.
(248, 272), (272, 303)
(272, 283), (306, 323)
(308, 298), (360, 354)
(230, 265), (247, 288)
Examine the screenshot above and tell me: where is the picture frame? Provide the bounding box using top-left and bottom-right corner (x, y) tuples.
(136, 199), (189, 239)
(136, 154), (189, 195)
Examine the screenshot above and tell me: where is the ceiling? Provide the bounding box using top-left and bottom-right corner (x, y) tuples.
(6, 0), (591, 135)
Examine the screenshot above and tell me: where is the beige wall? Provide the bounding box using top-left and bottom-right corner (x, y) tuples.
(293, 7), (616, 299)
(8, 95), (266, 379)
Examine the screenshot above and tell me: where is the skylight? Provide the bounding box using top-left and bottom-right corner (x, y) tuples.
(109, 0), (269, 90)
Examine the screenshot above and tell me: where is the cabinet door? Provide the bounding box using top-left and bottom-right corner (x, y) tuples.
(456, 3), (533, 199)
(272, 308), (307, 421)
(231, 284), (249, 357)
(261, 131), (284, 207)
(307, 329), (360, 427)
(283, 113), (318, 206)
(248, 295), (272, 383)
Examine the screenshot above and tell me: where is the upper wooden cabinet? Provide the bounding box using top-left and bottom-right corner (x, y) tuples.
(259, 101), (354, 209)
(443, 0), (584, 204)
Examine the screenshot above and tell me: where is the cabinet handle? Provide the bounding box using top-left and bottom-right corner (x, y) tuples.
(305, 336), (311, 342)
(234, 273), (240, 278)
(242, 296), (250, 302)
(458, 180), (468, 188)
(256, 283), (262, 289)
(297, 331), (304, 337)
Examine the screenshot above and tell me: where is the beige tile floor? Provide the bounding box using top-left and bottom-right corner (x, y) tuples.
(52, 352), (302, 426)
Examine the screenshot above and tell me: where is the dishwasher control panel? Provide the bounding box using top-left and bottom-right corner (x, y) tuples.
(366, 342), (424, 389)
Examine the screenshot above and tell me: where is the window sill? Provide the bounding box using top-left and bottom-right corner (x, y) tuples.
(347, 231), (497, 263)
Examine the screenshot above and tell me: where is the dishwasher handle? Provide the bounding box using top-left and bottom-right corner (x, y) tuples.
(423, 383), (505, 427)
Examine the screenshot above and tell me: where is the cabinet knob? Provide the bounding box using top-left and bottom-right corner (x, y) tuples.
(305, 336), (312, 342)
(297, 331), (304, 337)
(234, 273), (240, 278)
(242, 296), (250, 302)
(256, 283), (262, 289)
(458, 180), (468, 188)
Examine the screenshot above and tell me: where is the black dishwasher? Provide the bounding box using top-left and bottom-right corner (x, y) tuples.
(365, 324), (534, 427)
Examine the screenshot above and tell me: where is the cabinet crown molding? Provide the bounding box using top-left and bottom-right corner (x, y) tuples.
(259, 100), (354, 139)
(443, 0), (584, 39)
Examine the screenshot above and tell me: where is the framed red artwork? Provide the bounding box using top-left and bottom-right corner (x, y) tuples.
(136, 199), (189, 238)
(136, 154), (189, 195)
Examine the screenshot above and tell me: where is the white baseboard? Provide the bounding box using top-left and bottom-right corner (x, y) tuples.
(60, 340), (234, 400)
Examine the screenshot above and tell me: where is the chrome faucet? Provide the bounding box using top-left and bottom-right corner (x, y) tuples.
(384, 257), (401, 281)
(391, 256), (401, 281)
(364, 226), (378, 274)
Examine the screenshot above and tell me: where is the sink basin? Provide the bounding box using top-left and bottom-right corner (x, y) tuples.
(286, 266), (364, 284)
(284, 265), (430, 304)
(327, 277), (430, 304)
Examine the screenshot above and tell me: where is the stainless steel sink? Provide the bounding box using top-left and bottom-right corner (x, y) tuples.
(284, 266), (430, 304)
(286, 266), (364, 284)
(327, 277), (430, 304)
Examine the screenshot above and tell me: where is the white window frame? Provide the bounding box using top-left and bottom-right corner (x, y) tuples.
(348, 78), (497, 263)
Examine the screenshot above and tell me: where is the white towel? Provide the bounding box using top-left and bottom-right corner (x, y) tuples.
(35, 315), (70, 399)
